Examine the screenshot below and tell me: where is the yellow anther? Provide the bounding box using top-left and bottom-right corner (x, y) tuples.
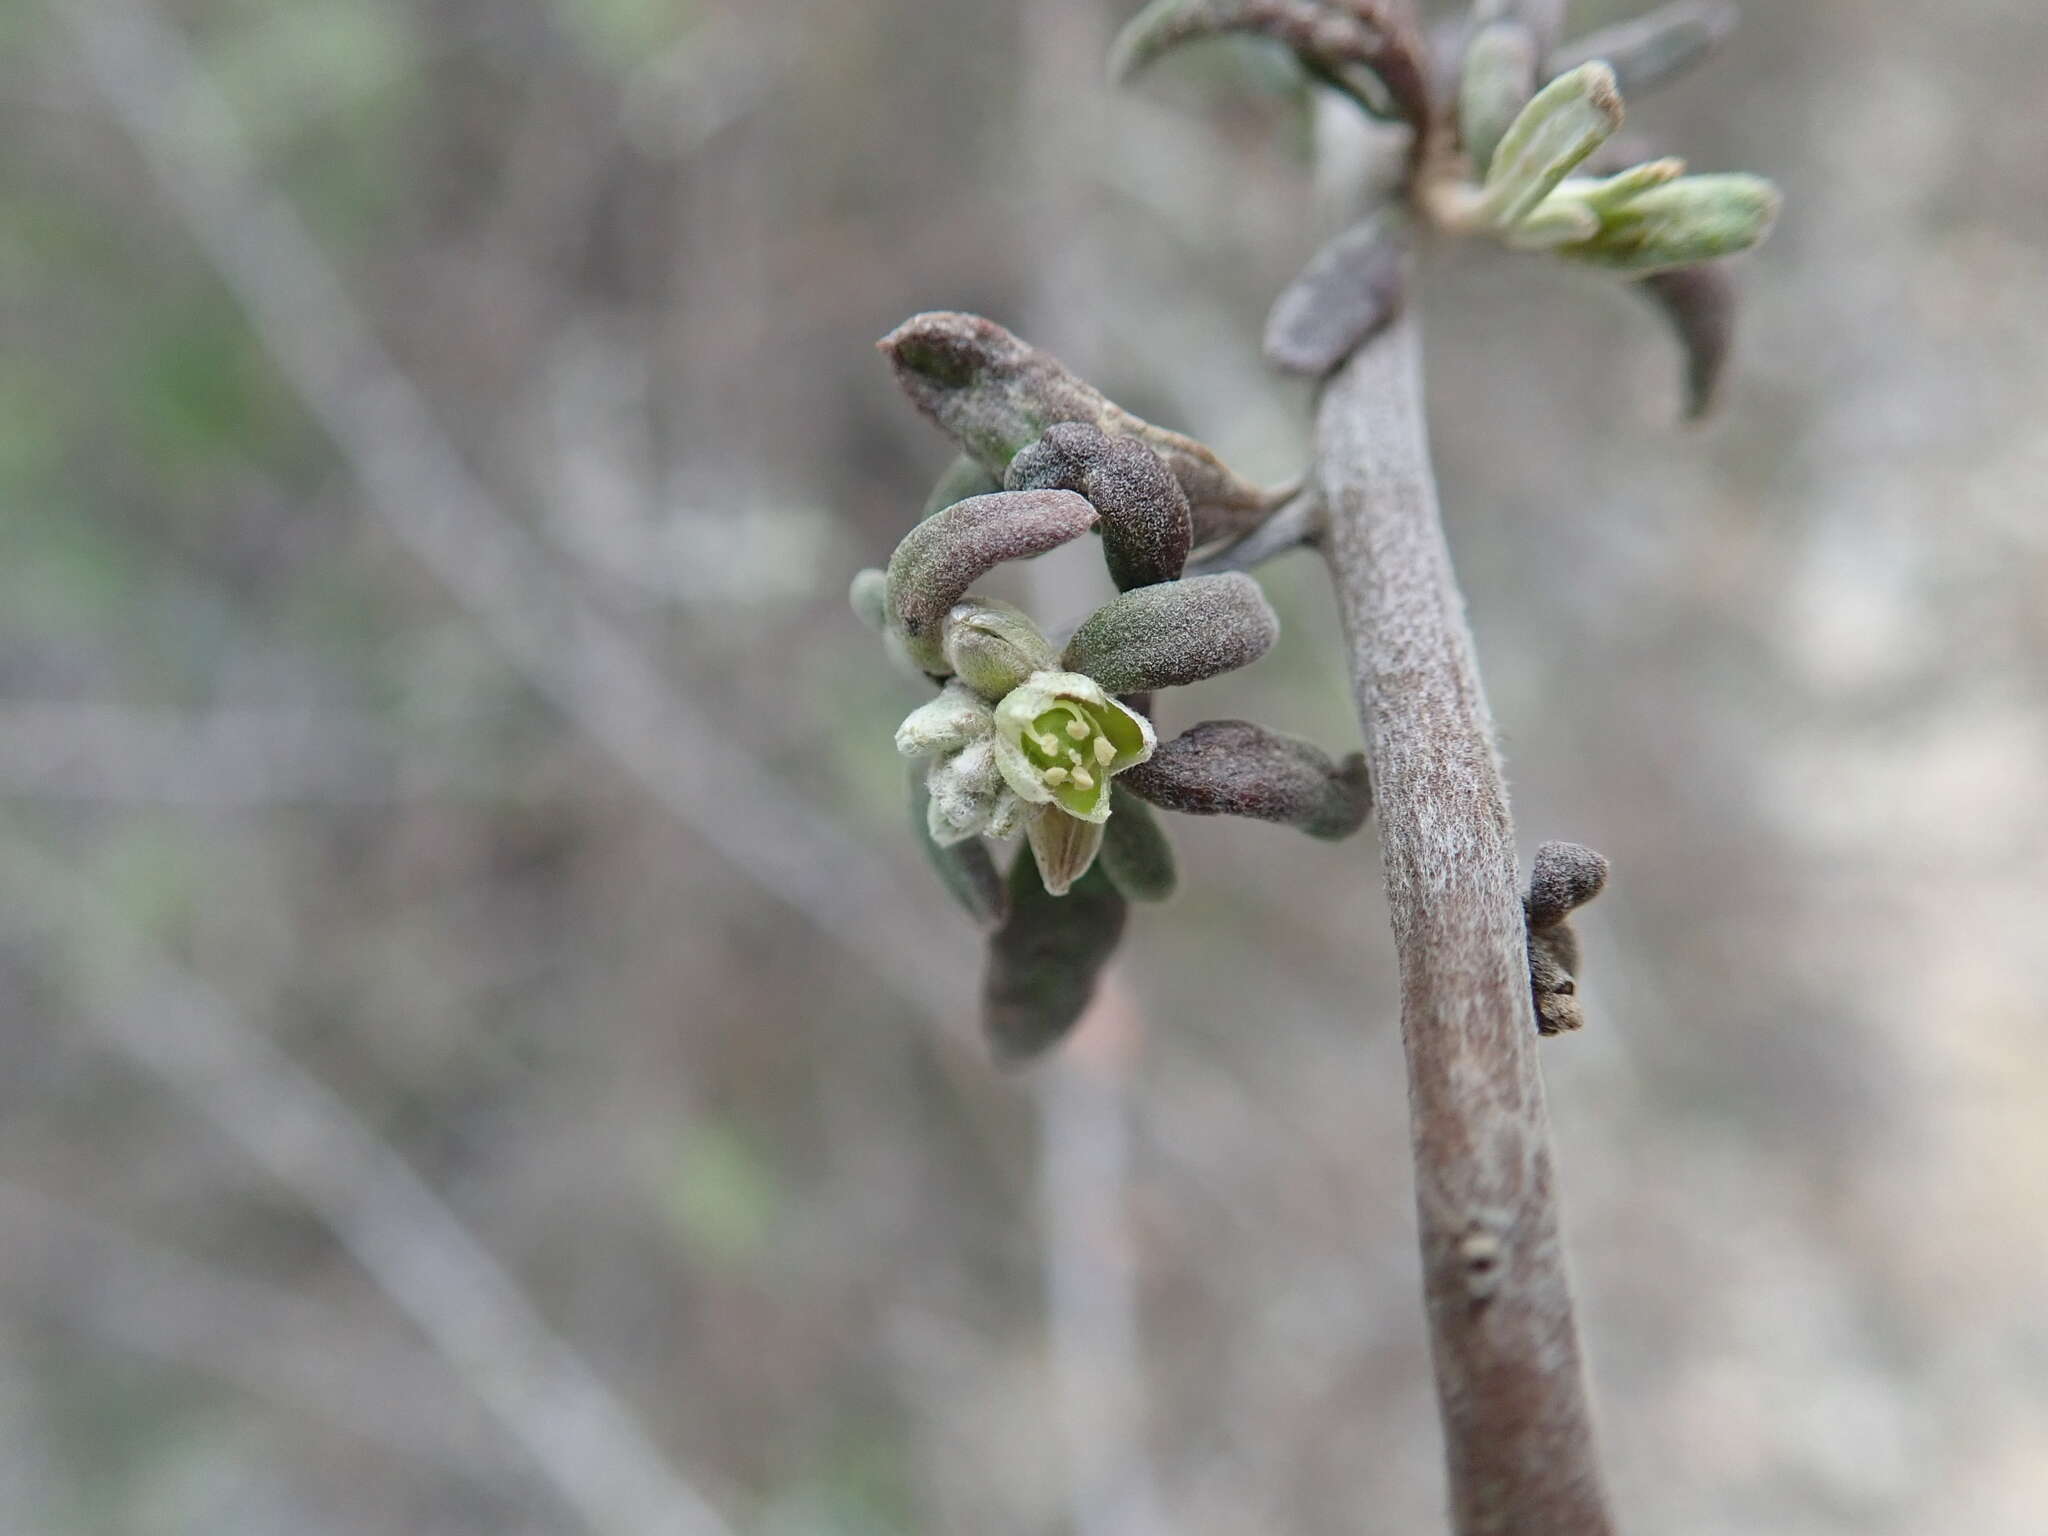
(1071, 767), (1095, 790)
(1043, 766), (1069, 786)
(1093, 737), (1115, 766)
(1065, 718), (1091, 741)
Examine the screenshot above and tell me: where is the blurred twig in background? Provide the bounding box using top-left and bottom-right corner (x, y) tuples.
(0, 833), (740, 1536)
(61, 0), (969, 1030)
(1037, 977), (1170, 1536)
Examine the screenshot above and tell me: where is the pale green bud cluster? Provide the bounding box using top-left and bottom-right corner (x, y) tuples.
(1456, 61), (1780, 276)
(886, 596), (1157, 894)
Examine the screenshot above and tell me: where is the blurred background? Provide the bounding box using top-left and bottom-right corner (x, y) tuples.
(2, 0), (2045, 1532)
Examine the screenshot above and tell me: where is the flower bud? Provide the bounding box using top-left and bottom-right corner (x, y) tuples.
(1558, 172), (1780, 274)
(982, 853), (1127, 1063)
(926, 738), (1006, 845)
(885, 489), (1097, 673)
(1007, 423), (1192, 591)
(991, 671), (1156, 823)
(1060, 573), (1278, 695)
(1120, 719), (1371, 840)
(942, 598), (1058, 701)
(894, 680), (993, 759)
(1477, 62), (1623, 229)
(1515, 157), (1685, 249)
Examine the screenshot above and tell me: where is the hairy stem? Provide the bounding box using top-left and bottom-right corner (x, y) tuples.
(1316, 309), (1615, 1535)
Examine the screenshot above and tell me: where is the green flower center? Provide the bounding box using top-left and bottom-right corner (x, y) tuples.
(1022, 705), (1120, 810)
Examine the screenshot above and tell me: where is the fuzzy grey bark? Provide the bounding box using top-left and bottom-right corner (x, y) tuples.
(1316, 309), (1616, 1536)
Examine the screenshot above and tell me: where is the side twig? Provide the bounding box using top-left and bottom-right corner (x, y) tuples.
(1315, 309), (1615, 1536)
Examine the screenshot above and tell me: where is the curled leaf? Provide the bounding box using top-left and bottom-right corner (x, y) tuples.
(910, 767), (1008, 929)
(1121, 719), (1371, 839)
(880, 312), (1275, 544)
(921, 453), (1004, 521)
(1550, 0), (1739, 100)
(1111, 0), (1432, 129)
(1007, 423), (1193, 590)
(1060, 573), (1279, 695)
(1098, 784), (1178, 903)
(1525, 840), (1609, 927)
(1263, 211), (1409, 379)
(983, 853), (1128, 1063)
(885, 489), (1097, 672)
(1637, 261), (1736, 420)
(1476, 61), (1624, 229)
(1458, 20), (1539, 176)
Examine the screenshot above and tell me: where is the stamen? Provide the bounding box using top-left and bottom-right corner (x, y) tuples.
(1093, 737), (1115, 766)
(1065, 718), (1091, 741)
(1036, 732), (1062, 754)
(1043, 766), (1069, 786)
(1071, 767), (1095, 790)
(1067, 748), (1082, 764)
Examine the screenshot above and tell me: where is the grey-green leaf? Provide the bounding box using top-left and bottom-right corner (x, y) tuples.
(1060, 573), (1279, 695)
(1471, 0), (1567, 58)
(1637, 262), (1736, 420)
(1098, 784), (1178, 903)
(1120, 719), (1371, 839)
(983, 853), (1128, 1063)
(1550, 0), (1738, 100)
(1263, 211), (1409, 379)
